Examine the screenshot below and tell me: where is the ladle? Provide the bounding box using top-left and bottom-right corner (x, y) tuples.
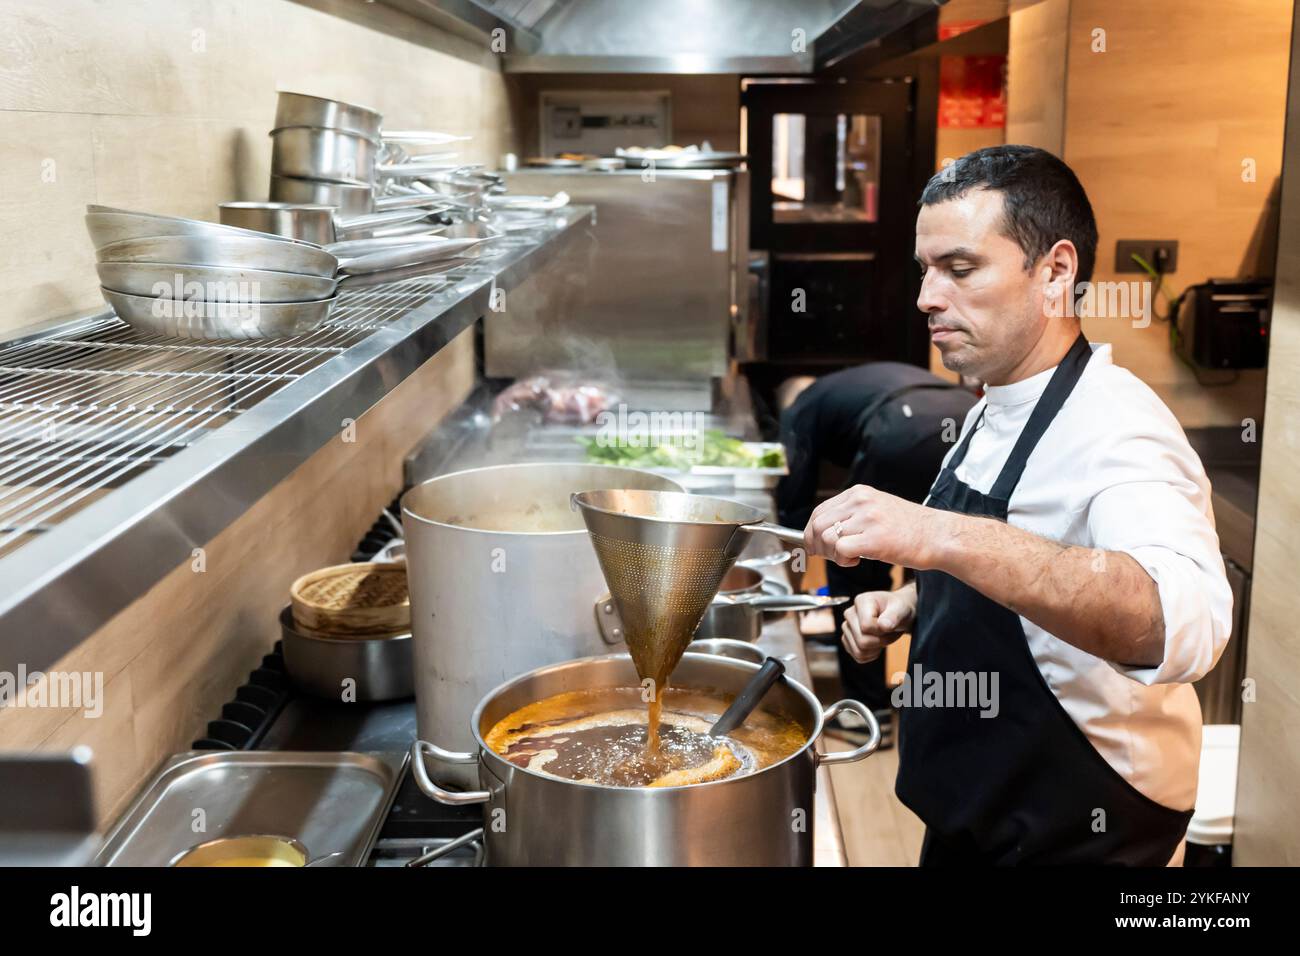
(709, 656), (786, 737)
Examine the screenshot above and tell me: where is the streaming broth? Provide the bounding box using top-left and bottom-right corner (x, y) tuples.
(484, 686), (806, 788)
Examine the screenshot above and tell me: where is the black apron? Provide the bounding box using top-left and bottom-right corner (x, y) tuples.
(895, 335), (1193, 865)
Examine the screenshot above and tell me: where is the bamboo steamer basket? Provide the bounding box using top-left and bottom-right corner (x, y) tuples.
(289, 561), (410, 637)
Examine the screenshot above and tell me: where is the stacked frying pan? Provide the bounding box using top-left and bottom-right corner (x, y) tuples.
(86, 205), (501, 341)
(88, 205), (346, 340)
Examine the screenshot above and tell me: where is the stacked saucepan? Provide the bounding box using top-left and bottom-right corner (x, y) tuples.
(269, 91), (492, 224)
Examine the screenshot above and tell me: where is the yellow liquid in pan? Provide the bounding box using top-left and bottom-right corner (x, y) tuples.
(206, 857), (301, 867)
(484, 687), (806, 788)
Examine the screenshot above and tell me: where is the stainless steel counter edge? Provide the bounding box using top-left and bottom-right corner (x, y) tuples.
(755, 611), (848, 868)
(742, 536), (847, 868)
(0, 206), (594, 676)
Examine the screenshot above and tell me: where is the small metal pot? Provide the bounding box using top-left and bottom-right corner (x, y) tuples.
(274, 91), (383, 142)
(593, 566), (771, 644)
(271, 175), (438, 217)
(597, 560), (846, 643)
(218, 201), (432, 245)
(691, 564), (763, 640)
(278, 606), (413, 702)
(410, 652), (880, 866)
(687, 638), (766, 664)
(270, 126), (380, 185)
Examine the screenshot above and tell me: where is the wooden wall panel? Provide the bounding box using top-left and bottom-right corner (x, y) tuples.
(1060, 0), (1290, 427)
(0, 0), (518, 334)
(1234, 12), (1300, 866)
(1005, 0), (1068, 153)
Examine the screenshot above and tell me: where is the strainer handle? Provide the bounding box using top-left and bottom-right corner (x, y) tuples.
(745, 521), (807, 547)
(815, 700), (882, 766)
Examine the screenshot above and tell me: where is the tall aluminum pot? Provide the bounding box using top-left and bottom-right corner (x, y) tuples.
(410, 653), (880, 866)
(401, 463), (681, 787)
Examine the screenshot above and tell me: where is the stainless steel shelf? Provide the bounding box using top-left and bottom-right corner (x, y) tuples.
(0, 206), (593, 675)
(0, 282), (447, 560)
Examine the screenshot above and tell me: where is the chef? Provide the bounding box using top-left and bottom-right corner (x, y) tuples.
(805, 145), (1233, 865)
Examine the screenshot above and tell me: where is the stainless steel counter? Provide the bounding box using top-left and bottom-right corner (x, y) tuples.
(494, 167), (748, 412)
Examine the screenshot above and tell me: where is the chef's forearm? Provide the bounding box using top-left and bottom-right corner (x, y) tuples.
(928, 511), (1167, 667)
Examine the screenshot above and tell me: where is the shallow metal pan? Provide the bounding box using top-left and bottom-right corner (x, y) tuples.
(271, 174), (440, 217)
(218, 200), (436, 246)
(96, 261), (342, 302)
(97, 254), (456, 300)
(85, 208), (319, 249)
(274, 90), (383, 142)
(100, 287), (335, 340)
(687, 637), (767, 664)
(323, 231), (449, 258)
(336, 234), (502, 275)
(94, 749), (402, 867)
(96, 234), (338, 277)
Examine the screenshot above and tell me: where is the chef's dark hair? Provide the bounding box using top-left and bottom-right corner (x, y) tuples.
(920, 145), (1099, 287)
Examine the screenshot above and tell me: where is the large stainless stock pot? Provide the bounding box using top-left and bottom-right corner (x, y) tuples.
(410, 652), (881, 866)
(401, 463), (681, 787)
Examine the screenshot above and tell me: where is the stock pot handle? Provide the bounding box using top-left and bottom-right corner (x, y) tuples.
(814, 700), (882, 766)
(410, 740), (491, 805)
(593, 593), (626, 646)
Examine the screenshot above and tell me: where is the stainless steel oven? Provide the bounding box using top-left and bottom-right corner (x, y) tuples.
(495, 166), (749, 411)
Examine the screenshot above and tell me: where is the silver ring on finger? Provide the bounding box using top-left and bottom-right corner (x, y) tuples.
(832, 520), (844, 539)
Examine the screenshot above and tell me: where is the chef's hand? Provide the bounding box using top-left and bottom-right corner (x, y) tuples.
(842, 585), (916, 664)
(804, 484), (942, 569)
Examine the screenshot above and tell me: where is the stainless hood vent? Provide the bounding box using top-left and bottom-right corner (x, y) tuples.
(389, 0), (944, 73)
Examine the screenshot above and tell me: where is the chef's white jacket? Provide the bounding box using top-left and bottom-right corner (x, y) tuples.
(933, 342), (1233, 814)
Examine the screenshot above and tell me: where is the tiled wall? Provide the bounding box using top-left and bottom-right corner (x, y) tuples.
(0, 0), (518, 335)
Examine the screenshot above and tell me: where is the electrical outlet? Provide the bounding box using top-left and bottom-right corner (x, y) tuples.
(1115, 239), (1179, 274)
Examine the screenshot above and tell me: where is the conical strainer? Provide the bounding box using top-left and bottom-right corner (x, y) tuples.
(570, 490), (804, 693)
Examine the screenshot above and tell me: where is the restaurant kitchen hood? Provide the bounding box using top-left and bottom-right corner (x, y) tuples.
(383, 0), (944, 73)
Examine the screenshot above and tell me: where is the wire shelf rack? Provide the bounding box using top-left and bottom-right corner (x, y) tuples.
(0, 254), (511, 561)
(0, 205), (592, 679)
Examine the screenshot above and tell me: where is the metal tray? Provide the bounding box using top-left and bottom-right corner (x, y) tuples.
(523, 423), (789, 489)
(608, 151), (747, 169)
(95, 750), (404, 867)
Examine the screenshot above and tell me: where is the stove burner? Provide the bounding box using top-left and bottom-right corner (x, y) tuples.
(192, 499), (481, 866)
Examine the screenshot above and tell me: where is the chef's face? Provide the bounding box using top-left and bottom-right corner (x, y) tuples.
(915, 188), (1057, 384)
